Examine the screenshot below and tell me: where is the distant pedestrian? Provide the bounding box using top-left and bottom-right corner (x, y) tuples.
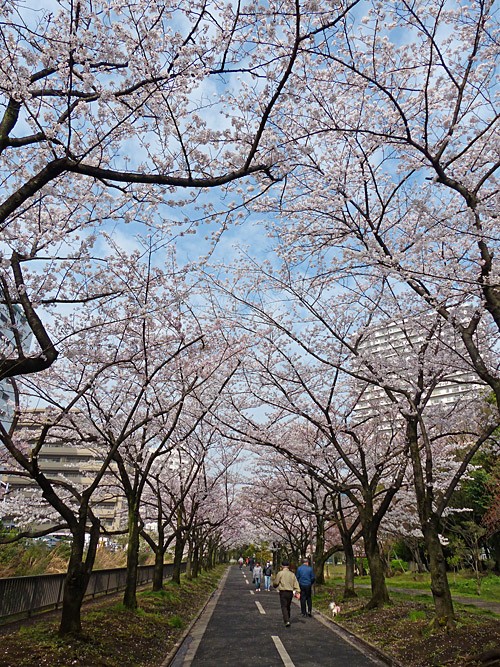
(253, 562), (263, 591)
(263, 562), (273, 591)
(296, 557), (315, 617)
(273, 560), (300, 627)
(238, 556), (244, 569)
(248, 556), (255, 572)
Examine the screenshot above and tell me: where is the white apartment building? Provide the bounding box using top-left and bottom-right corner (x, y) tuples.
(1, 303), (33, 505)
(0, 303), (33, 429)
(351, 315), (483, 424)
(1, 408), (125, 531)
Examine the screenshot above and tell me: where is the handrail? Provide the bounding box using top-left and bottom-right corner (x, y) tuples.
(0, 562), (185, 623)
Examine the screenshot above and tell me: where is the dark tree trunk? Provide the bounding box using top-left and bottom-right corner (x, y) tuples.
(313, 519), (326, 585)
(491, 535), (500, 573)
(185, 541), (193, 580)
(342, 534), (357, 600)
(406, 417), (455, 629)
(172, 532), (185, 585)
(192, 542), (200, 578)
(59, 520), (100, 636)
(152, 547), (165, 592)
(411, 542), (427, 574)
(151, 514), (165, 592)
(206, 541), (215, 570)
(424, 518), (455, 630)
(59, 538), (90, 636)
(123, 505), (140, 609)
(313, 554), (326, 586)
(363, 526), (391, 609)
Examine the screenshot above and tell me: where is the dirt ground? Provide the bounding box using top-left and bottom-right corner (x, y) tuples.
(316, 589), (500, 667)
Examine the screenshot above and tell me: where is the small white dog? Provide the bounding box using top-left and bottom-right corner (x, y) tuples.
(329, 601), (341, 617)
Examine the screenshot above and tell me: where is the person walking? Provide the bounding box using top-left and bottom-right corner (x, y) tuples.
(273, 560), (300, 627)
(238, 556), (244, 569)
(263, 561), (273, 591)
(296, 557), (315, 617)
(253, 562), (263, 591)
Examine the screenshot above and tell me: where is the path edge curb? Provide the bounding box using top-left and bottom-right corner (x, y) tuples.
(160, 565), (231, 667)
(312, 606), (406, 667)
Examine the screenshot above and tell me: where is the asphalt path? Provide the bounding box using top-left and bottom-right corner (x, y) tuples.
(168, 566), (388, 667)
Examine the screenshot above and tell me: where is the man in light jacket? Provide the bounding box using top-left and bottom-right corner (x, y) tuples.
(273, 561), (300, 627)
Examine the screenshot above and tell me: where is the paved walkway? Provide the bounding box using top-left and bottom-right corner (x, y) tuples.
(168, 567), (388, 667)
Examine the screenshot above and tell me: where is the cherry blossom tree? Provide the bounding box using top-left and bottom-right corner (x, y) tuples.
(244, 461), (314, 566)
(0, 244), (214, 632)
(0, 0), (362, 381)
(63, 266), (243, 608)
(167, 449), (241, 581)
(0, 387), (117, 636)
(204, 239), (498, 621)
(210, 310), (410, 607)
(380, 482), (429, 575)
(262, 0), (499, 408)
(246, 444), (354, 584)
(141, 442), (208, 591)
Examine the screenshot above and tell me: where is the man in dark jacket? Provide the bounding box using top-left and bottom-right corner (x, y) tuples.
(296, 557), (315, 617)
(248, 556), (255, 573)
(263, 562), (273, 591)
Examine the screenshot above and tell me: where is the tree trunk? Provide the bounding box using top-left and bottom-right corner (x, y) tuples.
(206, 542), (215, 570)
(406, 417), (455, 629)
(123, 505), (140, 609)
(424, 519), (455, 630)
(313, 554), (326, 585)
(490, 535), (500, 572)
(342, 535), (357, 600)
(171, 532), (185, 585)
(151, 517), (165, 592)
(185, 541), (193, 581)
(313, 521), (326, 585)
(59, 536), (90, 635)
(152, 547), (165, 592)
(59, 520), (100, 636)
(363, 527), (391, 609)
(410, 541), (427, 574)
(192, 541), (200, 578)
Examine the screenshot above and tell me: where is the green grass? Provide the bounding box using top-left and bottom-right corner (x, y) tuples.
(167, 614), (184, 628)
(323, 567), (500, 601)
(408, 610), (426, 621)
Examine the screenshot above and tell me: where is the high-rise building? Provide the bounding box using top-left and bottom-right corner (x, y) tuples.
(1, 408), (125, 531)
(0, 304), (33, 507)
(351, 315), (483, 424)
(0, 303), (33, 429)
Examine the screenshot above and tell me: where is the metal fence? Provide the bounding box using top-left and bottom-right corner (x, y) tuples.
(0, 562), (184, 623)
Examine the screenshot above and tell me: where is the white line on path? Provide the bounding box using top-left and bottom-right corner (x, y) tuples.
(271, 636), (295, 667)
(250, 590), (255, 595)
(255, 601), (266, 614)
